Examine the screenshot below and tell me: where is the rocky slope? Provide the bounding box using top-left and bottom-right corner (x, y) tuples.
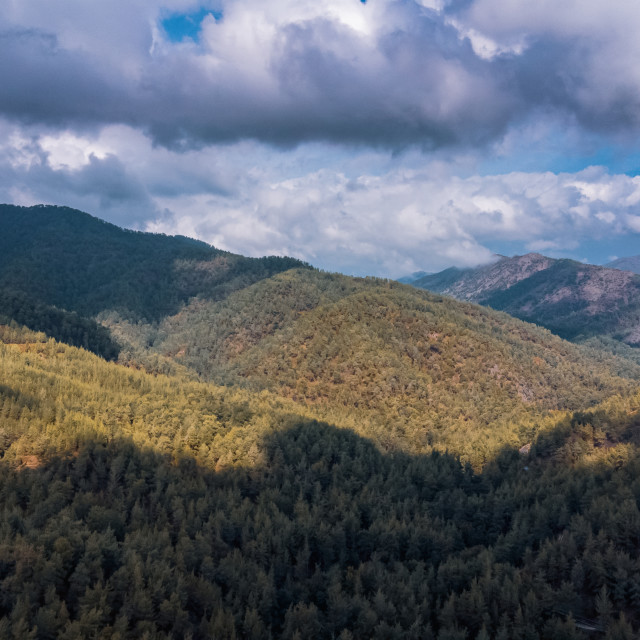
(412, 254), (640, 346)
(413, 254), (552, 302)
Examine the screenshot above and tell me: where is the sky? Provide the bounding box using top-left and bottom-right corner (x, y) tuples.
(1, 0), (640, 277)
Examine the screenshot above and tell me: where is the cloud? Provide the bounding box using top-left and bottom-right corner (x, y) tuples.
(2, 1), (640, 276)
(0, 118), (638, 275)
(0, 123), (158, 225)
(1, 0), (640, 151)
(143, 159), (640, 276)
(450, 0), (640, 133)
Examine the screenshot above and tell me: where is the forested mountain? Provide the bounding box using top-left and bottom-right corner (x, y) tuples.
(1, 327), (640, 639)
(0, 204), (306, 362)
(1, 206), (639, 469)
(2, 205), (640, 637)
(132, 268), (640, 467)
(0, 204), (307, 322)
(411, 254), (640, 346)
(606, 255), (640, 274)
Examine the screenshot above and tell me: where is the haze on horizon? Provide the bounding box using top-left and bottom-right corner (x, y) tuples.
(1, 0), (640, 277)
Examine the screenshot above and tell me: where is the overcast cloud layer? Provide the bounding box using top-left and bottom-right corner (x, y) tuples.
(1, 0), (640, 274)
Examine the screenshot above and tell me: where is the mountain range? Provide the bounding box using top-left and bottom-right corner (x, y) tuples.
(2, 205), (638, 466)
(410, 253), (640, 352)
(606, 255), (640, 274)
(1, 204), (640, 638)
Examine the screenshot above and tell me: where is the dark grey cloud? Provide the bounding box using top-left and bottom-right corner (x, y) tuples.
(0, 29), (132, 128)
(1, 0), (639, 152)
(67, 155), (151, 211)
(447, 0), (640, 136)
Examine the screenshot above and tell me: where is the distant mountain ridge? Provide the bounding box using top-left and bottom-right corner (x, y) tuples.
(413, 253), (553, 302)
(396, 270), (431, 284)
(411, 253), (640, 346)
(607, 254), (640, 274)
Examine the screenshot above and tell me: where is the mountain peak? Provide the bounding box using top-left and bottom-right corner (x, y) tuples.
(412, 252), (640, 345)
(413, 252), (555, 302)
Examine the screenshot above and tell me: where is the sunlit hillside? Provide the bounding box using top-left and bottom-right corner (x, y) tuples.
(1, 327), (639, 638)
(2, 207), (640, 638)
(146, 269), (640, 467)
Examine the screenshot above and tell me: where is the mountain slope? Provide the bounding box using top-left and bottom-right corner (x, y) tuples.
(412, 254), (640, 346)
(0, 204), (307, 322)
(413, 253), (553, 301)
(143, 269), (640, 466)
(2, 326), (640, 638)
(2, 205), (639, 469)
(396, 270), (431, 284)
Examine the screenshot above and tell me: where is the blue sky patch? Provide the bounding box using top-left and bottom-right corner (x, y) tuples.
(162, 8), (222, 43)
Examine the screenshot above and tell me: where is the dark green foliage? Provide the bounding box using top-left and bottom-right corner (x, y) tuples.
(0, 204), (308, 321)
(0, 288), (119, 360)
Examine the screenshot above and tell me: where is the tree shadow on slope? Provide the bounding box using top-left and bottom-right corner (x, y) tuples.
(1, 417), (639, 640)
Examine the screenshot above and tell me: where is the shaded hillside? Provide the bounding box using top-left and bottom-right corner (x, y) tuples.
(0, 204), (307, 322)
(145, 269), (640, 467)
(482, 260), (640, 342)
(1, 327), (639, 639)
(607, 255), (640, 274)
(412, 254), (640, 346)
(0, 288), (119, 360)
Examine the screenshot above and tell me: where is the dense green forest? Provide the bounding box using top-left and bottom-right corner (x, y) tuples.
(3, 206), (640, 638)
(0, 205), (307, 321)
(1, 328), (640, 639)
(141, 269), (640, 467)
(0, 289), (119, 361)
